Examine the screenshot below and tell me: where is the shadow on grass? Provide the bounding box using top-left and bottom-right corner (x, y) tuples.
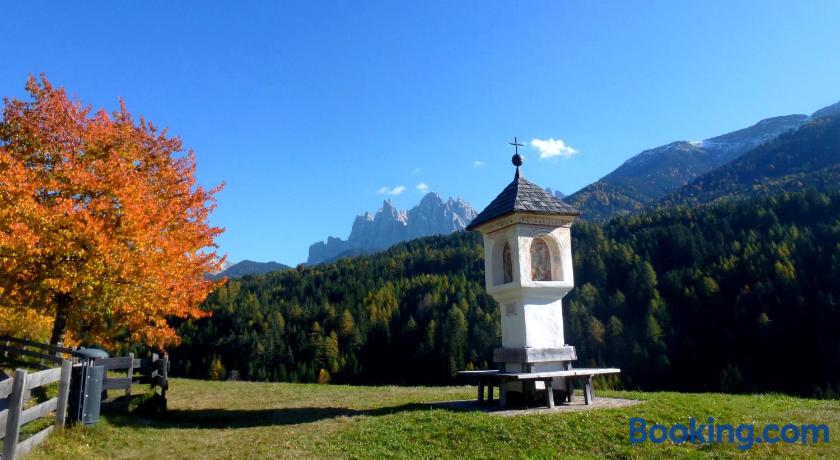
(100, 397), (472, 430)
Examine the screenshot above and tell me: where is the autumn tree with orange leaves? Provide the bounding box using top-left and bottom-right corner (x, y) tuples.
(0, 76), (224, 349)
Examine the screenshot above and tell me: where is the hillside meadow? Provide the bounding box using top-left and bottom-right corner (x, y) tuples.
(28, 378), (839, 459)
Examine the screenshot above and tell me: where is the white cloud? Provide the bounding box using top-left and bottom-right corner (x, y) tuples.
(473, 160), (485, 167)
(531, 138), (578, 159)
(377, 185), (407, 195)
(411, 168), (423, 174)
(416, 182), (429, 193)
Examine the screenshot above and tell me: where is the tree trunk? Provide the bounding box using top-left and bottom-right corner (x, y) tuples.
(50, 293), (72, 346)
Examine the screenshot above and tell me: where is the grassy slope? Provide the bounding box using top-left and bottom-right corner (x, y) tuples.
(31, 378), (839, 459)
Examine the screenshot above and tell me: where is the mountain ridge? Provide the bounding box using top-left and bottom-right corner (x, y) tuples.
(210, 260), (291, 280)
(307, 192), (477, 265)
(563, 101), (840, 221)
(659, 112), (840, 208)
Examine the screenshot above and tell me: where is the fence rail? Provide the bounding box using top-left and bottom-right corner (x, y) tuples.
(1, 360), (72, 460)
(0, 336), (86, 371)
(93, 353), (169, 402)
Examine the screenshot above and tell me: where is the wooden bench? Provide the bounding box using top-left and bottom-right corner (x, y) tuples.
(496, 368), (620, 408)
(458, 370), (502, 404)
(459, 367), (620, 409)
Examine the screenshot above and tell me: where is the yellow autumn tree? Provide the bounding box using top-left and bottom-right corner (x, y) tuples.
(0, 75), (224, 349)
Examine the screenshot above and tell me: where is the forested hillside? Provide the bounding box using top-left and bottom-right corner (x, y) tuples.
(170, 190), (840, 397)
(173, 232), (496, 385)
(578, 189), (840, 396)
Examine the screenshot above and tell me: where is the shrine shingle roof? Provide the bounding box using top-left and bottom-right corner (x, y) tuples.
(466, 171), (580, 231)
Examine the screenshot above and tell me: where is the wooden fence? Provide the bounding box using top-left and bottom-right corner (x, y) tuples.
(1, 360), (72, 460)
(96, 353), (169, 403)
(0, 336), (169, 403)
(0, 336), (171, 457)
(0, 337), (79, 369)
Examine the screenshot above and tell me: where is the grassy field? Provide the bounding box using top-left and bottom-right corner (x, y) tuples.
(26, 378), (839, 459)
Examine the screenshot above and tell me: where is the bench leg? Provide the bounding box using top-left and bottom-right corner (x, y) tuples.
(545, 379), (555, 409)
(584, 376), (593, 405)
(478, 381), (485, 403)
(487, 383), (494, 402)
(499, 384), (507, 408)
(566, 378), (574, 403)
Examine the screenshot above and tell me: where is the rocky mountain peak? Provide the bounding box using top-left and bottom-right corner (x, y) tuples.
(379, 200), (408, 224)
(308, 193), (477, 265)
(419, 192), (445, 207)
(381, 199), (397, 213)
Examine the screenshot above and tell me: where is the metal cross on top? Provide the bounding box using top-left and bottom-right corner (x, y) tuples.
(510, 137), (524, 170)
(509, 137), (524, 155)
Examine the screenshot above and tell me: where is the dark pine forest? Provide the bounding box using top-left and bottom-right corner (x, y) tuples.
(168, 190), (840, 397)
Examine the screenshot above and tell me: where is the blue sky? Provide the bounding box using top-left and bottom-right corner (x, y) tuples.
(3, 1), (839, 265)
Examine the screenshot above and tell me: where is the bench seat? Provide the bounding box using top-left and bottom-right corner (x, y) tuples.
(458, 367), (620, 408)
(495, 368), (620, 380)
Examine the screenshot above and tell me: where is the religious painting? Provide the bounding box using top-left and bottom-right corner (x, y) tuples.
(502, 242), (513, 283)
(530, 238), (552, 281)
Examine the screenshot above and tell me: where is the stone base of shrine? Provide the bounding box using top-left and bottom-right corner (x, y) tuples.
(493, 345), (578, 401)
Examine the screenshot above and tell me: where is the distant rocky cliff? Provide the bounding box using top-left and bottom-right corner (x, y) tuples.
(308, 192), (477, 264)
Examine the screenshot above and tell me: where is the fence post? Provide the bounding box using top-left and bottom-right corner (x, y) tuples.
(55, 360), (73, 429)
(36, 343), (45, 368)
(55, 341), (64, 361)
(161, 354), (169, 408)
(3, 369), (27, 460)
(125, 352), (135, 397)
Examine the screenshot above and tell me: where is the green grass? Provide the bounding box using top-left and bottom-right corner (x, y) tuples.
(28, 378), (839, 459)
